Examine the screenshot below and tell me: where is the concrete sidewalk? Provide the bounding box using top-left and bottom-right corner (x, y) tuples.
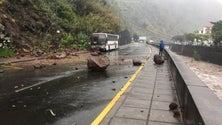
(98, 47), (183, 125)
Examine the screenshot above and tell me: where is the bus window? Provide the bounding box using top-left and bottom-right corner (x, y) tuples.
(92, 37), (98, 45)
(92, 36), (106, 45)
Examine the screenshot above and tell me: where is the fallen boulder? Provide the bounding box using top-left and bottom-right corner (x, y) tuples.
(87, 54), (110, 71)
(133, 59), (142, 66)
(154, 54), (164, 64)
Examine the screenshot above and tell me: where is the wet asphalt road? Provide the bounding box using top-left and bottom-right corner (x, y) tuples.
(0, 42), (149, 125)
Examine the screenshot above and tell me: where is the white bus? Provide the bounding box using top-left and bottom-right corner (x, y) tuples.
(91, 33), (119, 51)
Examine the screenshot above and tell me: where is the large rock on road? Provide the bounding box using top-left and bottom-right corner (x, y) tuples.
(87, 54), (110, 71)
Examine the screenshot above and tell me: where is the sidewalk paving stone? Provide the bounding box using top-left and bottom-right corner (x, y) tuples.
(115, 107), (149, 120)
(110, 117), (146, 125)
(99, 47), (183, 125)
(149, 109), (182, 123)
(122, 98), (151, 109)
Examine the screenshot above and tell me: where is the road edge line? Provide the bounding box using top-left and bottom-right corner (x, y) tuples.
(91, 46), (152, 125)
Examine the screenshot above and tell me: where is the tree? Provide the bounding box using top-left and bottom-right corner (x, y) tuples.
(119, 29), (131, 45)
(196, 34), (210, 41)
(172, 33), (210, 45)
(211, 20), (222, 46)
(184, 33), (196, 42)
(171, 35), (185, 42)
(133, 33), (139, 41)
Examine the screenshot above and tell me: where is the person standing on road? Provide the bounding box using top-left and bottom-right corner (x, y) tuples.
(159, 40), (164, 56)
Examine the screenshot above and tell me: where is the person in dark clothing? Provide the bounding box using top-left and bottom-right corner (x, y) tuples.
(159, 40), (164, 56)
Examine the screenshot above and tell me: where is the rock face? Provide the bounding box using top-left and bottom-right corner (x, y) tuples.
(154, 54), (164, 64)
(87, 54), (110, 71)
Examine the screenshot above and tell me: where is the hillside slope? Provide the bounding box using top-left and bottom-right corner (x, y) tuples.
(108, 0), (222, 40)
(0, 0), (124, 57)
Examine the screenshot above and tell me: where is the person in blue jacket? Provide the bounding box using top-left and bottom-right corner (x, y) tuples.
(159, 40), (164, 56)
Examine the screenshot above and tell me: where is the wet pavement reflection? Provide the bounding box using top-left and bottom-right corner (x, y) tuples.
(0, 43), (149, 125)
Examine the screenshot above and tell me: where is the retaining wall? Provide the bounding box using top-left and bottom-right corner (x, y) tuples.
(165, 48), (222, 125)
(170, 44), (222, 65)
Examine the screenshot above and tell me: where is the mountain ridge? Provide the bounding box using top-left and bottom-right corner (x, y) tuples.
(108, 0), (222, 40)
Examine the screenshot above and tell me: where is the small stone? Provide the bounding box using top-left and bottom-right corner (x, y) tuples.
(0, 69), (4, 73)
(33, 64), (43, 69)
(173, 110), (180, 118)
(12, 105), (16, 108)
(169, 102), (178, 110)
(112, 88), (116, 91)
(75, 67), (78, 70)
(20, 54), (25, 57)
(17, 100), (23, 103)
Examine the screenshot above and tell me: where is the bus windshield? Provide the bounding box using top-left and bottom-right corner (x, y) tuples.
(92, 34), (107, 45)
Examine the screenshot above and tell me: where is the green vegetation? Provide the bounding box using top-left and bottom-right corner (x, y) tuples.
(193, 50), (200, 61)
(0, 48), (15, 58)
(172, 33), (210, 43)
(211, 20), (222, 46)
(0, 0), (125, 57)
(133, 33), (139, 41)
(172, 21), (222, 46)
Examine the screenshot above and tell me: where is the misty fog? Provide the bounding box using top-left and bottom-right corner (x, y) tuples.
(108, 0), (222, 39)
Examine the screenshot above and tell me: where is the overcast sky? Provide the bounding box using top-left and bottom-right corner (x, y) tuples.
(217, 0), (222, 5)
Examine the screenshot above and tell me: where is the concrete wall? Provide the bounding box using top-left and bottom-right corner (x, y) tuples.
(165, 49), (222, 125)
(170, 45), (222, 65)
